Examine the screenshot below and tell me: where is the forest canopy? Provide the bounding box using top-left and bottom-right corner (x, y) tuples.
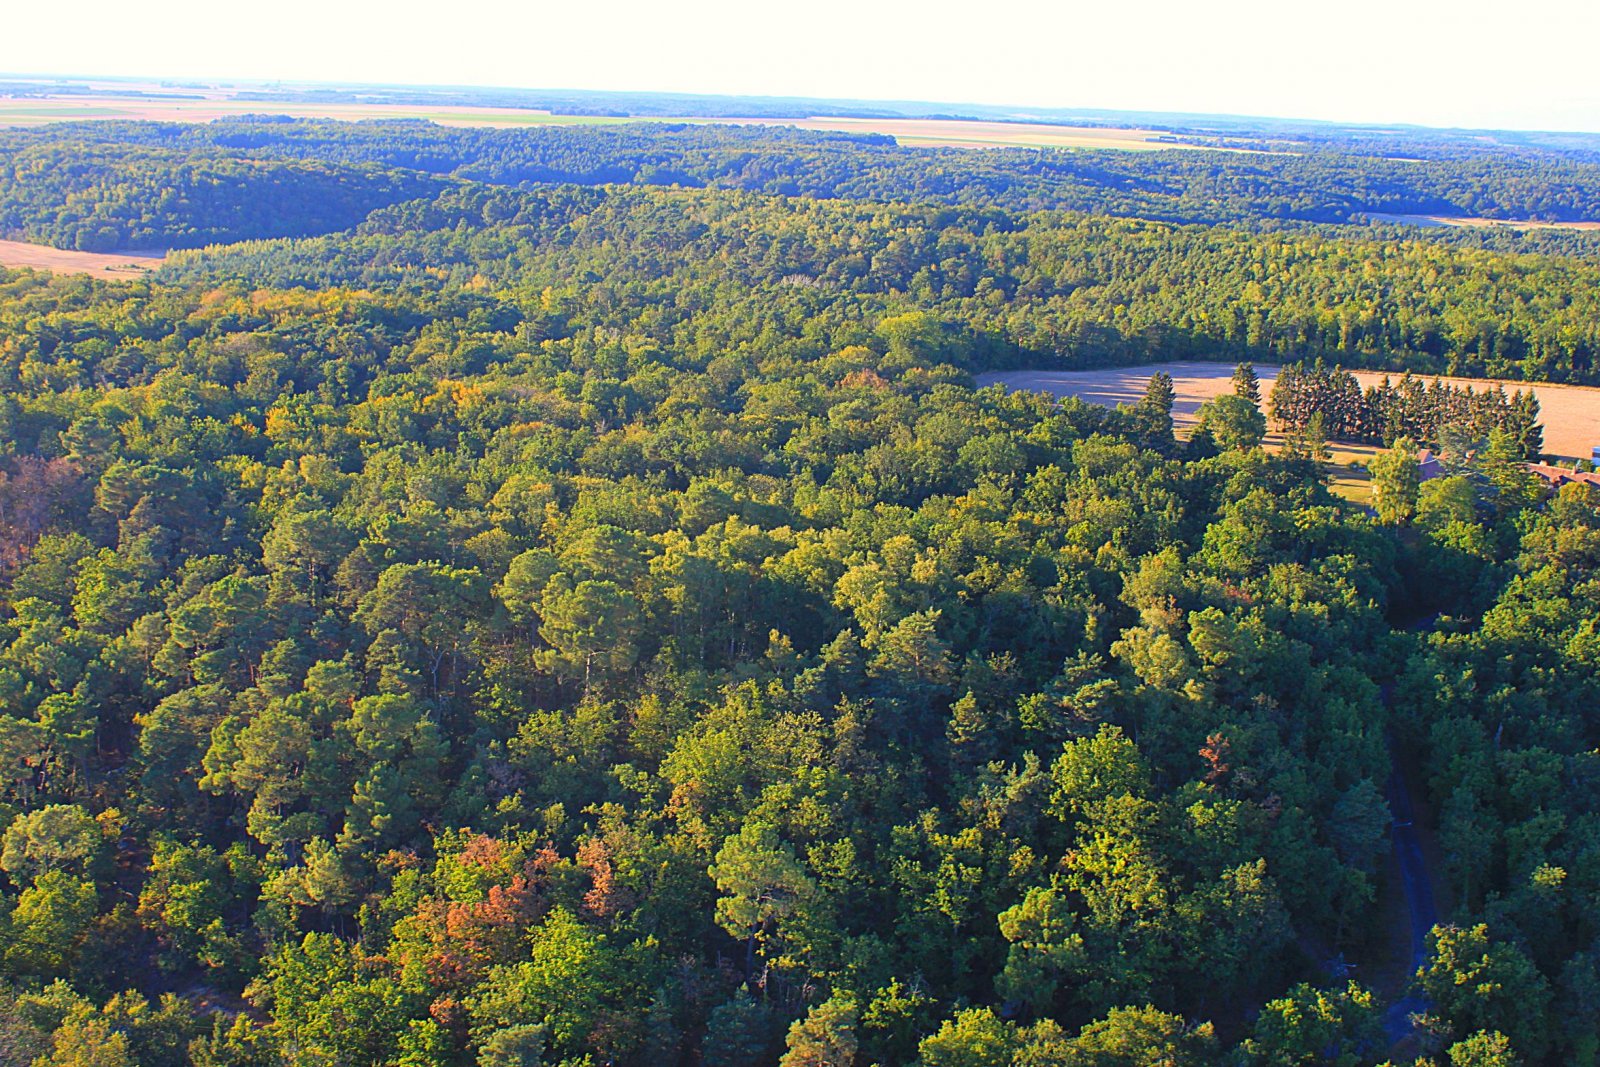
(0, 140), (442, 251)
(0, 113), (1596, 1067)
(167, 182), (1600, 384)
(9, 117), (1600, 249)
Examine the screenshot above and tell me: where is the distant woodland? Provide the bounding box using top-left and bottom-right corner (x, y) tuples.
(10, 118), (1600, 235)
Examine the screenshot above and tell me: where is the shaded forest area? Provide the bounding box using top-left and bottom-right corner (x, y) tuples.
(0, 140), (442, 252)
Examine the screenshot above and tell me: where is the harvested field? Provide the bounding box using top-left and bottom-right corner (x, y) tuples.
(0, 239), (165, 278)
(1368, 212), (1600, 231)
(980, 363), (1252, 424)
(978, 361), (1600, 460)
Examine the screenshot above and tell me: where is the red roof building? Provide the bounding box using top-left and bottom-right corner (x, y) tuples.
(1416, 449), (1446, 481)
(1526, 463), (1600, 489)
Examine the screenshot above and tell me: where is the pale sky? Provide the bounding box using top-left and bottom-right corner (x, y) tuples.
(6, 0), (1600, 132)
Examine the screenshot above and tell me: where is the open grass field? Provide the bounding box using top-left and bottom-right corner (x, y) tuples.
(0, 94), (1206, 149)
(0, 239), (165, 277)
(978, 362), (1600, 498)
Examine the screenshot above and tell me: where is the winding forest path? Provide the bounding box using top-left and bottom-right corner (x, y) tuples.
(1381, 747), (1438, 1045)
(1376, 615), (1443, 1049)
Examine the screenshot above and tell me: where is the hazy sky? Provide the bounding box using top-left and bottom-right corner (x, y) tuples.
(7, 0), (1600, 132)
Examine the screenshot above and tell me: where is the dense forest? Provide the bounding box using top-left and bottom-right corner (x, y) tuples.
(0, 139), (442, 252)
(6, 121), (1600, 383)
(168, 183), (1600, 384)
(9, 118), (1600, 247)
(0, 111), (1597, 1067)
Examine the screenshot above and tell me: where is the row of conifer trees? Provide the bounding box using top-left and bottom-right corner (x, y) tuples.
(1268, 360), (1544, 458)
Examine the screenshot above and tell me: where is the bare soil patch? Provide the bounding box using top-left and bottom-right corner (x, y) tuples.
(0, 239), (165, 278)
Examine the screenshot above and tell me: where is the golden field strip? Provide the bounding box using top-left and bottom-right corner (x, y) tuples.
(0, 93), (1204, 150)
(0, 239), (165, 277)
(1368, 211), (1600, 232)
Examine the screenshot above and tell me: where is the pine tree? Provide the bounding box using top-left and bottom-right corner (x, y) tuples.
(1130, 371), (1176, 449)
(1508, 389), (1544, 460)
(1231, 362), (1261, 406)
(1269, 362), (1302, 430)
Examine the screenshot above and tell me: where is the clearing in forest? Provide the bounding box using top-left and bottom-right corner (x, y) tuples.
(978, 361), (1600, 461)
(1366, 212), (1600, 231)
(0, 239), (166, 278)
